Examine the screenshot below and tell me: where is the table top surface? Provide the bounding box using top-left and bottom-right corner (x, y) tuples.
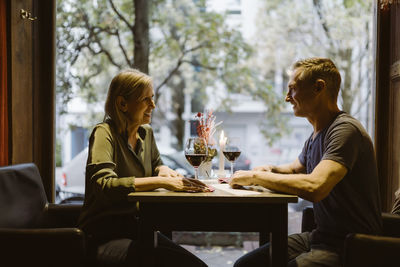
(127, 180), (298, 204)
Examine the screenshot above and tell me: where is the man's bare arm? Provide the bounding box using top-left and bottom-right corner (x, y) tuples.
(252, 158), (306, 174)
(231, 159), (347, 202)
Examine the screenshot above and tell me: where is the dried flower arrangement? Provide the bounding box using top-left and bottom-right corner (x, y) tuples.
(194, 109), (221, 162)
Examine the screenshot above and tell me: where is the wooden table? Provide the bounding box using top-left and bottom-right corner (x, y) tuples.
(128, 182), (298, 267)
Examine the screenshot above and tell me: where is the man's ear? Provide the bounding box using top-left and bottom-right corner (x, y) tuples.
(315, 79), (326, 92)
(116, 96), (128, 112)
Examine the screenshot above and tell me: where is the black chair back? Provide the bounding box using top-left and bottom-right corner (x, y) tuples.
(0, 163), (48, 228)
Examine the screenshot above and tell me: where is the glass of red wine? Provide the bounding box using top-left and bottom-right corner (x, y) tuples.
(223, 137), (241, 178)
(184, 137), (208, 179)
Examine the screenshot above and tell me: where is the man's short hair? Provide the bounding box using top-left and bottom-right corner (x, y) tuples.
(292, 57), (341, 100)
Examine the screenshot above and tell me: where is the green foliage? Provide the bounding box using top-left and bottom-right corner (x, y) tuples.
(56, 0), (287, 145)
(254, 0), (373, 119)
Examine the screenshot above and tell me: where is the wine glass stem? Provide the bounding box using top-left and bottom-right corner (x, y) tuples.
(194, 167), (199, 179)
(231, 162), (234, 178)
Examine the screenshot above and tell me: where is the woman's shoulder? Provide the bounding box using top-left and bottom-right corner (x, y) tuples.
(91, 122), (115, 138)
(94, 122), (111, 131)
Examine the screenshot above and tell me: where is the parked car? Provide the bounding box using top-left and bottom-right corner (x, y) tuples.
(160, 152), (196, 177)
(56, 148), (87, 203)
(55, 148), (196, 203)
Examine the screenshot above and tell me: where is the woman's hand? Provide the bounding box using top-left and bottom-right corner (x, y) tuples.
(162, 177), (212, 192)
(156, 165), (184, 178)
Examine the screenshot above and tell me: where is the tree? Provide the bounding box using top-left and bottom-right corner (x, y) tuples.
(56, 0), (286, 149)
(253, 0), (373, 130)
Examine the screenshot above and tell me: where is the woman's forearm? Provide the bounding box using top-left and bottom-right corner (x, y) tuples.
(134, 177), (166, 191)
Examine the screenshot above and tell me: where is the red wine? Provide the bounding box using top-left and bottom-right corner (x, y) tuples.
(185, 154), (206, 167)
(223, 151), (241, 162)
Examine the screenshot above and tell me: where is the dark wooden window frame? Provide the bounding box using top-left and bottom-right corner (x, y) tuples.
(4, 1), (399, 206)
(375, 2), (400, 212)
(7, 0), (55, 202)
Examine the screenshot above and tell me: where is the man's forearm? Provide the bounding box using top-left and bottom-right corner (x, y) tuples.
(271, 163), (297, 174)
(250, 171), (320, 202)
(272, 160), (304, 174)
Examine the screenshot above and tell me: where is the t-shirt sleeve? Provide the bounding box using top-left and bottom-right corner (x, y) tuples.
(298, 138), (310, 167)
(322, 122), (361, 171)
(86, 125), (135, 200)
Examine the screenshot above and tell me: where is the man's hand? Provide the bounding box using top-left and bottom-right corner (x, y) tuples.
(156, 165), (184, 178)
(229, 170), (259, 189)
(252, 164), (274, 172)
(252, 159), (306, 175)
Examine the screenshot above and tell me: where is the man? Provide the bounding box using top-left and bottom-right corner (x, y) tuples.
(231, 57), (382, 267)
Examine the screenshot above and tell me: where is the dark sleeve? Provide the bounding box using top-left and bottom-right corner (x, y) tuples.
(86, 125), (135, 200)
(149, 127), (163, 175)
(322, 122), (361, 171)
(298, 137), (310, 167)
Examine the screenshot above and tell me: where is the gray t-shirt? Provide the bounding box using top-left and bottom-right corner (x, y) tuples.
(298, 112), (382, 251)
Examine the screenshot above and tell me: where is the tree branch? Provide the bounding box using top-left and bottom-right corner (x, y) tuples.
(180, 60), (217, 70)
(352, 89), (371, 116)
(154, 42), (208, 102)
(89, 26), (132, 67)
(182, 42), (208, 54)
(115, 29), (133, 67)
(70, 35), (89, 65)
(88, 40), (123, 69)
(154, 58), (183, 104)
(312, 0), (336, 50)
(81, 14), (122, 69)
(108, 0), (134, 30)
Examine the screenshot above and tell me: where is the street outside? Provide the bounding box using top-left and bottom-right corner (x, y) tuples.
(178, 211), (302, 267)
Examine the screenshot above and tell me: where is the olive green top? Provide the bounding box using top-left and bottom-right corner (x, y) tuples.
(78, 120), (162, 236)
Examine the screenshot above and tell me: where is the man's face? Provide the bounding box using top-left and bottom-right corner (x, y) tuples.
(285, 68), (317, 117)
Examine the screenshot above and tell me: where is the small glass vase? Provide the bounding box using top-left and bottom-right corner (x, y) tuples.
(198, 160), (213, 179)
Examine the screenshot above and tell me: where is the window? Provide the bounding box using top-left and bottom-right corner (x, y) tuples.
(55, 0), (375, 259)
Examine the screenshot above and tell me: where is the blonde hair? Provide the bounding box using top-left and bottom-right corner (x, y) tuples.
(104, 69), (153, 134)
(292, 57), (341, 100)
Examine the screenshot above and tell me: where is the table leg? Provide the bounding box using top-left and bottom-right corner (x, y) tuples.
(259, 231), (269, 246)
(138, 204), (157, 267)
(269, 205), (288, 267)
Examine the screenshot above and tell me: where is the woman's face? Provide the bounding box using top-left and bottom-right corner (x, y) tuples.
(125, 85), (156, 126)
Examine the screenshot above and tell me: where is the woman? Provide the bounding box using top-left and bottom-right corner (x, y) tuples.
(78, 69), (209, 266)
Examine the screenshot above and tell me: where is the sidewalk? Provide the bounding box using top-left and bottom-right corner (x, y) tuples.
(176, 211), (303, 266)
(181, 244), (255, 267)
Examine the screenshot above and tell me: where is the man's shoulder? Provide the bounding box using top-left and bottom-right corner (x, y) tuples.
(326, 112), (372, 145)
(330, 112), (366, 133)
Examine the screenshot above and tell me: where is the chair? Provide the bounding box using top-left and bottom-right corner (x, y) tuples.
(301, 207), (400, 267)
(0, 163), (86, 267)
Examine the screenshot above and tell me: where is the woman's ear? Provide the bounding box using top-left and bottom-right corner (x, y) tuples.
(116, 96), (128, 112)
